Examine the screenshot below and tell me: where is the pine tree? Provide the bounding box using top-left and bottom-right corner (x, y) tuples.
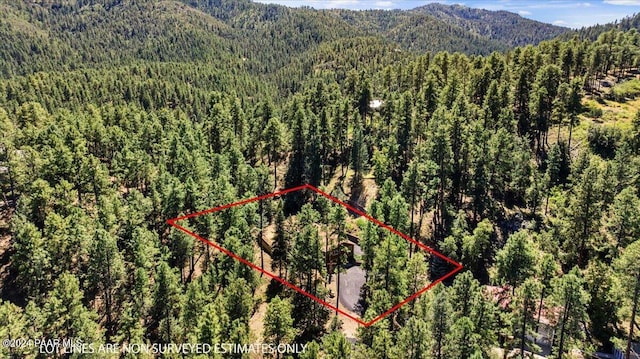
(263, 296), (296, 359)
(428, 284), (452, 359)
(262, 117), (286, 189)
(394, 317), (429, 359)
(550, 267), (590, 358)
(300, 341), (320, 359)
(468, 122), (491, 220)
(115, 303), (150, 359)
(0, 300), (35, 358)
(284, 107), (307, 212)
(614, 240), (640, 359)
(330, 205), (348, 310)
(87, 227), (125, 341)
(357, 78), (372, 121)
(513, 278), (542, 358)
(289, 205), (327, 335)
(514, 48), (535, 138)
(401, 159), (422, 249)
(370, 234), (408, 304)
(530, 64), (561, 154)
(450, 271), (482, 319)
(335, 101), (351, 179)
(318, 108), (333, 184)
(324, 331), (352, 359)
(445, 317), (481, 359)
(566, 77), (583, 151)
(305, 113), (323, 187)
(394, 93), (414, 179)
(271, 201), (290, 279)
(494, 231), (536, 292)
(405, 252), (430, 307)
(350, 123), (368, 192)
(566, 157), (603, 268)
(12, 214), (52, 300)
(290, 205), (324, 294)
(151, 261), (183, 342)
(197, 299), (228, 355)
(181, 275), (210, 338)
(603, 187), (640, 257)
(584, 261), (620, 342)
(43, 273), (103, 344)
(536, 254), (559, 331)
(462, 219), (494, 278)
(225, 278), (253, 324)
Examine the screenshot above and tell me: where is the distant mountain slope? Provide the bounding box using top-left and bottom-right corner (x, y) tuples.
(0, 0), (368, 77)
(414, 3), (570, 47)
(569, 13), (640, 40)
(200, 1), (570, 54)
(0, 0), (239, 77)
(0, 0), (572, 80)
(330, 9), (507, 54)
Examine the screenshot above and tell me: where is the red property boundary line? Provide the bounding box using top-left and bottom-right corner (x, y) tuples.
(167, 184), (463, 327)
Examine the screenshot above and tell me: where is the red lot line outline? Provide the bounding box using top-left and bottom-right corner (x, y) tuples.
(166, 184), (463, 327)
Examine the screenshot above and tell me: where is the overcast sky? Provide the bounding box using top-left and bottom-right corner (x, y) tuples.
(252, 0), (640, 29)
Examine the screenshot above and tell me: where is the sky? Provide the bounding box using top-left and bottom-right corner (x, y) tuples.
(252, 0), (640, 29)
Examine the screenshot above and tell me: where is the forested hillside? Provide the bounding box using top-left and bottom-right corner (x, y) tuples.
(572, 12), (640, 40)
(414, 3), (568, 47)
(0, 0), (569, 78)
(1, 1), (640, 358)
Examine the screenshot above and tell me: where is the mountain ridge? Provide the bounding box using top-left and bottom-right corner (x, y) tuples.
(413, 3), (569, 47)
(0, 0), (572, 79)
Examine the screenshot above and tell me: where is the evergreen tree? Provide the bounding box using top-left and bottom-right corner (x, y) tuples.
(11, 215), (51, 299)
(43, 273), (103, 345)
(284, 107), (307, 211)
(565, 156), (603, 268)
(513, 278), (542, 358)
(0, 300), (35, 358)
(369, 234), (408, 305)
(405, 252), (430, 307)
(350, 123), (368, 192)
(263, 296), (296, 358)
(394, 93), (414, 179)
(323, 331), (352, 359)
(300, 341), (320, 359)
(494, 230), (536, 291)
(196, 299), (228, 357)
(224, 278), (253, 325)
(428, 284), (452, 359)
(151, 261), (183, 343)
(357, 78), (372, 121)
(445, 317), (481, 359)
(550, 267), (590, 358)
(614, 240), (640, 359)
(87, 227), (125, 340)
(305, 113), (323, 187)
(462, 219), (494, 279)
(584, 261), (620, 343)
(536, 253), (560, 331)
(450, 271), (481, 320)
(271, 201), (290, 279)
(115, 303), (150, 359)
(566, 77), (583, 151)
(603, 187), (640, 257)
(395, 317), (429, 359)
(262, 117), (287, 189)
(289, 205), (328, 335)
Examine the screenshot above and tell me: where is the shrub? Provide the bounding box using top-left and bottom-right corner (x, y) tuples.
(608, 79), (640, 102)
(587, 125), (622, 159)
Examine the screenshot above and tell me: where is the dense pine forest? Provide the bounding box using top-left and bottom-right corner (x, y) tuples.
(1, 0), (640, 358)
